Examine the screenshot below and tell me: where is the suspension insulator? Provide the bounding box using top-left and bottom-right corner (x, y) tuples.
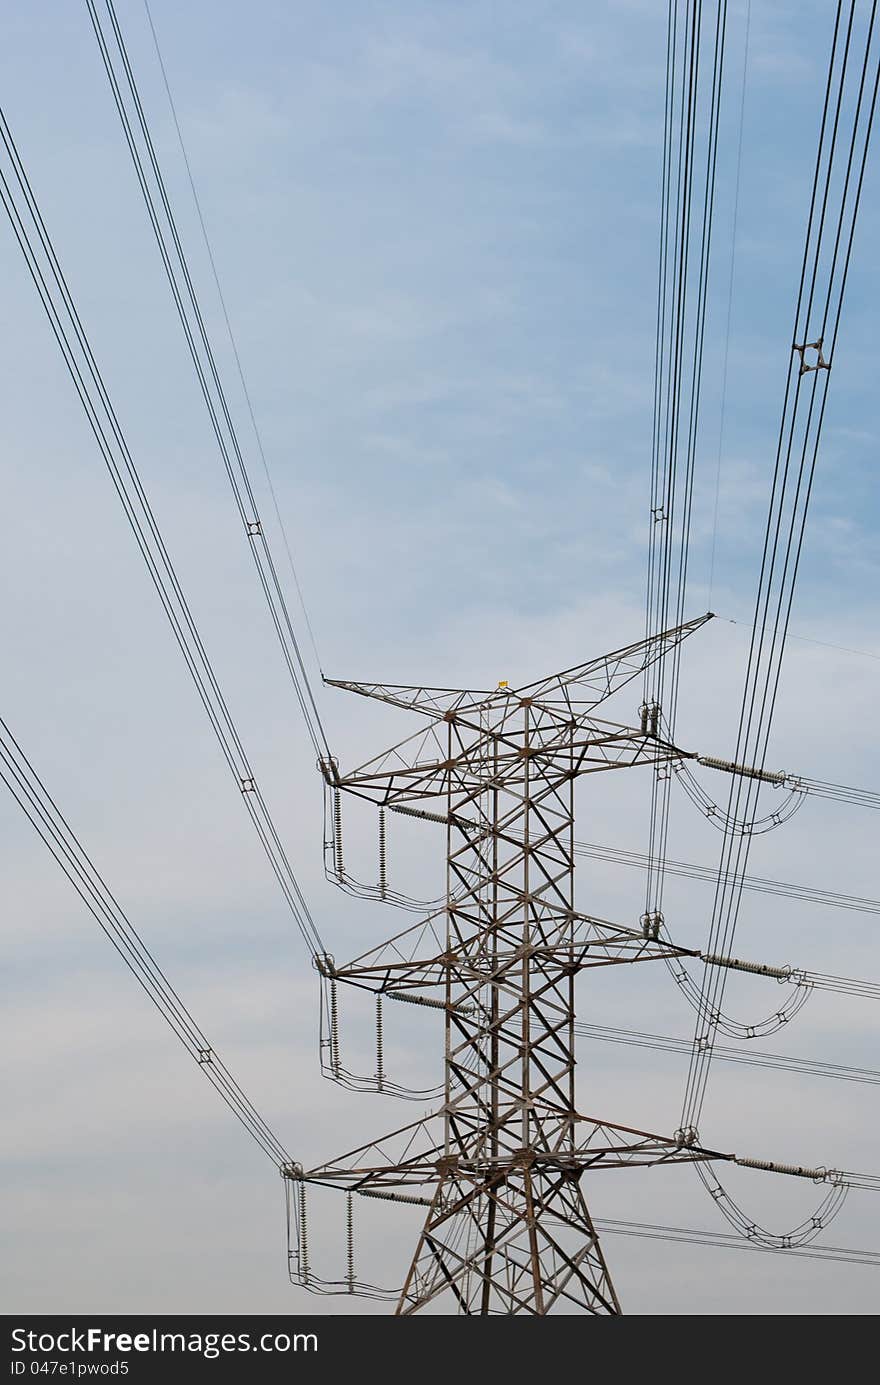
(346, 1192), (355, 1293)
(329, 978), (340, 1076)
(392, 802), (451, 825)
(735, 1155), (833, 1182)
(358, 1187), (433, 1207)
(697, 754), (787, 785)
(376, 994), (385, 1093)
(640, 911), (663, 941)
(333, 788), (344, 879)
(639, 703), (649, 735)
(388, 990), (476, 1015)
(701, 951), (791, 981)
(378, 808), (387, 900)
(298, 1183), (310, 1284)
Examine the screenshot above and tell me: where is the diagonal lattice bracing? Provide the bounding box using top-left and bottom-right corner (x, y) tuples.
(309, 618), (717, 1314)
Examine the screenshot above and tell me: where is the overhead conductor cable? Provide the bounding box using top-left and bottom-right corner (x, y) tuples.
(0, 101), (325, 961)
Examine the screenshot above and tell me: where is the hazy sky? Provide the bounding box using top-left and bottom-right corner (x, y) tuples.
(2, 0), (879, 1315)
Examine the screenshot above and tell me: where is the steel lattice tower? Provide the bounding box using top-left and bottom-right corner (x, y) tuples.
(296, 615), (726, 1314)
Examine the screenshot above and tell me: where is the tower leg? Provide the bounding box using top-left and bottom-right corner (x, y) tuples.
(395, 1166), (621, 1316)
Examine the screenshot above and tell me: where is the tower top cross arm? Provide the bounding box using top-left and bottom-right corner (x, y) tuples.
(324, 613), (713, 724)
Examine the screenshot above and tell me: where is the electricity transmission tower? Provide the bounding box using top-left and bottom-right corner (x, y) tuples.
(2, 0), (876, 1322)
(295, 613), (727, 1314)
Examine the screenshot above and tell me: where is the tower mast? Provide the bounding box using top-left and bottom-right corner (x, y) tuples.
(298, 615), (724, 1314)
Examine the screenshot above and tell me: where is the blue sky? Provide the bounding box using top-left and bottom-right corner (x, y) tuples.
(2, 0), (879, 1314)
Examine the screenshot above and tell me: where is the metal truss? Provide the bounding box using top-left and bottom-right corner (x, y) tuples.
(302, 615), (723, 1315)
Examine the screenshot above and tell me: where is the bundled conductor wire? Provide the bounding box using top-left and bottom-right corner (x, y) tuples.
(682, 0), (880, 1134)
(0, 712), (291, 1168)
(0, 100), (325, 962)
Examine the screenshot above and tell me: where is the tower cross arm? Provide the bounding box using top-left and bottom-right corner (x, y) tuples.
(323, 712), (694, 806)
(323, 613), (713, 725)
(295, 1113), (732, 1194)
(322, 678), (492, 719)
(516, 611), (713, 709)
(329, 910), (701, 997)
(572, 1115), (730, 1170)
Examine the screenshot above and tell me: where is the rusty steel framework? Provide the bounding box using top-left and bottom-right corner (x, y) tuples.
(292, 614), (734, 1314)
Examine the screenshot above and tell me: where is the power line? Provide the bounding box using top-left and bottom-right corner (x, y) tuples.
(0, 100), (325, 961)
(682, 0), (880, 1134)
(594, 1216), (880, 1269)
(0, 710), (292, 1169)
(141, 0), (326, 681)
(576, 1020), (880, 1088)
(680, 754), (880, 819)
(708, 0), (751, 607)
(282, 1195), (880, 1303)
(717, 613), (880, 663)
(573, 838), (880, 917)
(85, 0), (330, 764)
(642, 0), (730, 990)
